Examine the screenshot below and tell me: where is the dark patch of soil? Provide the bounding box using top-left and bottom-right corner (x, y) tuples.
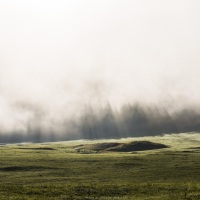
(76, 141), (169, 152)
(107, 141), (168, 152)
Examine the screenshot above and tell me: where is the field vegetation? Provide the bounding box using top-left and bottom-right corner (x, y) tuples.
(0, 133), (200, 199)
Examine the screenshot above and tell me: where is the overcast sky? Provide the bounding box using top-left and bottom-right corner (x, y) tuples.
(0, 0), (200, 133)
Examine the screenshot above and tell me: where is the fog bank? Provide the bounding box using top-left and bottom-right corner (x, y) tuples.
(0, 0), (200, 142)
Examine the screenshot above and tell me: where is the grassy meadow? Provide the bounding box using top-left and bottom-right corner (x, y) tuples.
(0, 133), (200, 199)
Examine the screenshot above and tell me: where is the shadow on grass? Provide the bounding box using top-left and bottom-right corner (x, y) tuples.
(0, 166), (55, 171)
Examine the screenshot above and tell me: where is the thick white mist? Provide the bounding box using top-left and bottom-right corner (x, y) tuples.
(0, 0), (200, 134)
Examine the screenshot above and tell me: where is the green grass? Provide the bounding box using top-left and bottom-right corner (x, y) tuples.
(0, 133), (200, 199)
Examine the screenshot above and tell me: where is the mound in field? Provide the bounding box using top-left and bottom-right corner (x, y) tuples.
(76, 141), (169, 153)
(107, 141), (168, 152)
